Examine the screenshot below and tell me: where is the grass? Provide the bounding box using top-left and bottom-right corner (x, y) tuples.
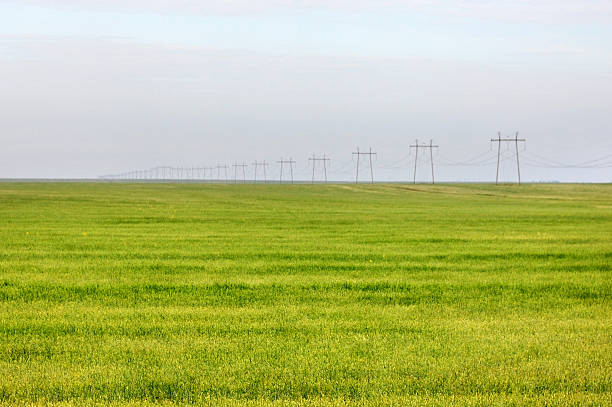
(0, 182), (611, 406)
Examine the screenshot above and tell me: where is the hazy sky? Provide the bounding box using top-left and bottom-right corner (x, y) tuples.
(1, 0), (611, 181)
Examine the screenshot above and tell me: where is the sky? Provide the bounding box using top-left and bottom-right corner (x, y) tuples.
(1, 0), (611, 182)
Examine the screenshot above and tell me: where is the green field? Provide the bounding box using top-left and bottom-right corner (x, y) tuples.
(1, 182), (611, 406)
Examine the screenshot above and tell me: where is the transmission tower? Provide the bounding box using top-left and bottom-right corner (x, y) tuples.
(352, 147), (377, 184)
(277, 158), (296, 184)
(308, 154), (331, 184)
(252, 161), (269, 183)
(204, 167), (215, 181)
(216, 164), (229, 183)
(157, 166), (169, 180)
(410, 139), (439, 184)
(232, 163), (248, 184)
(491, 131), (526, 185)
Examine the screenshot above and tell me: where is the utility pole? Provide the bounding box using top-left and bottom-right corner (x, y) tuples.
(205, 167), (215, 182)
(490, 131), (526, 185)
(308, 154), (331, 184)
(277, 158), (296, 184)
(216, 164), (229, 183)
(410, 139), (439, 184)
(352, 148), (377, 184)
(252, 161), (269, 184)
(233, 163), (248, 184)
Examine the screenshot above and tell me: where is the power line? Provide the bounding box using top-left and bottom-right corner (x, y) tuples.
(522, 151), (612, 168)
(376, 154), (411, 170)
(438, 150), (495, 166)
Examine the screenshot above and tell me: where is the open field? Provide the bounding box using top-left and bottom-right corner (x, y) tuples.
(0, 182), (611, 406)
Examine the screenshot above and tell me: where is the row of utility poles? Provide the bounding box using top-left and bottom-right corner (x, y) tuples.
(101, 132), (526, 184)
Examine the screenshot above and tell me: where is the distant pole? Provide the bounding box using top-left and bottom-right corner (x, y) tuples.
(309, 155), (331, 184)
(369, 148), (374, 184)
(515, 131), (521, 185)
(413, 139), (419, 184)
(496, 132), (501, 185)
(233, 164), (248, 184)
(430, 140), (435, 184)
(352, 148), (377, 184)
(277, 158), (296, 184)
(311, 154), (316, 184)
(354, 147), (359, 184)
(323, 154), (328, 183)
(410, 139), (439, 184)
(216, 164), (229, 183)
(491, 131), (526, 185)
(252, 161), (268, 183)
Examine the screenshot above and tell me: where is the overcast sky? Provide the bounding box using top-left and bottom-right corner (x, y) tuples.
(1, 0), (611, 181)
